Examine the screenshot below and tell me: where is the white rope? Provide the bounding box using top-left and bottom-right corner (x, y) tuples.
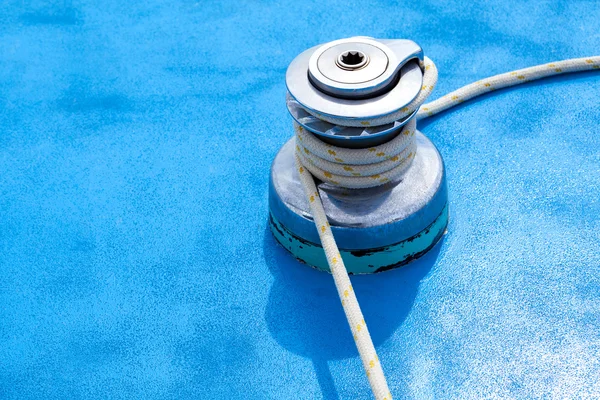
(417, 56), (600, 120)
(295, 119), (417, 189)
(295, 157), (392, 400)
(292, 55), (600, 400)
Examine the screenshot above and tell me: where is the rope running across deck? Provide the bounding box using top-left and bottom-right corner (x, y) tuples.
(293, 55), (600, 400)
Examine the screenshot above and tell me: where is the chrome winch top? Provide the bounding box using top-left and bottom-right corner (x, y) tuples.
(286, 37), (424, 146)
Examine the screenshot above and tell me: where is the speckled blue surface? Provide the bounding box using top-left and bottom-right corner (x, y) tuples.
(1, 1), (599, 399)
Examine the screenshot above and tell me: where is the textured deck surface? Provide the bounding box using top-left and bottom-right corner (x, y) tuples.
(1, 1), (599, 398)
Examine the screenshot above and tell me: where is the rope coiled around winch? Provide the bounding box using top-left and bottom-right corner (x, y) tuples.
(295, 57), (438, 190)
(293, 55), (600, 400)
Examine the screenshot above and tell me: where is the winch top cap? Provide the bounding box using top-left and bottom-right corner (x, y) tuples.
(308, 37), (392, 99)
(286, 37), (425, 121)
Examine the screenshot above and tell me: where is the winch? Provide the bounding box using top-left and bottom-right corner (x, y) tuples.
(269, 37), (448, 274)
(268, 37), (599, 400)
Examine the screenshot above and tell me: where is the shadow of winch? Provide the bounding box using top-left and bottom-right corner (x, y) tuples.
(263, 225), (443, 399)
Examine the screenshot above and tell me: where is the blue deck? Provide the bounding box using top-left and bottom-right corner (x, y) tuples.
(1, 1), (599, 398)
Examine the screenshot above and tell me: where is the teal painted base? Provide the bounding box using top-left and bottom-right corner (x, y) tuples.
(269, 204), (449, 274)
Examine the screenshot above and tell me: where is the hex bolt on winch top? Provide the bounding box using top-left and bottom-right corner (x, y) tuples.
(270, 37), (448, 274)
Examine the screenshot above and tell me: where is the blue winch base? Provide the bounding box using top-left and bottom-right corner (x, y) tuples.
(269, 204), (449, 274)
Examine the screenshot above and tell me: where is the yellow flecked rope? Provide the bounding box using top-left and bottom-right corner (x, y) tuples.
(292, 55), (600, 400)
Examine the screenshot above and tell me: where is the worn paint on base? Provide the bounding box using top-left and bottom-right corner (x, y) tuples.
(269, 203), (449, 274)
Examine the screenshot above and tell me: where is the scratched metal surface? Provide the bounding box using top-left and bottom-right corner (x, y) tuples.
(269, 134), (447, 249)
(1, 1), (599, 399)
